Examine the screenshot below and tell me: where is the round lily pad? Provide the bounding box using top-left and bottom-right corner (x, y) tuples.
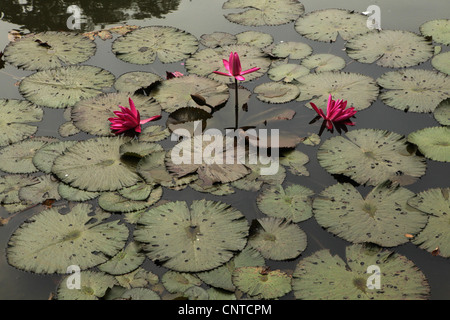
(98, 242), (146, 275)
(18, 174), (61, 206)
(7, 203), (129, 274)
(0, 99), (43, 147)
(223, 0), (305, 26)
(3, 31), (96, 71)
(236, 31), (273, 48)
(248, 217), (307, 260)
(377, 69), (450, 113)
(58, 121), (81, 137)
(301, 53), (346, 73)
(112, 26), (198, 64)
(0, 174), (39, 205)
(185, 44), (270, 84)
(408, 188), (450, 258)
(313, 182), (428, 247)
(98, 187), (163, 213)
(51, 136), (142, 192)
(296, 71), (379, 111)
(162, 270), (202, 294)
(431, 51), (450, 75)
(231, 159), (286, 192)
(317, 129), (427, 186)
(71, 92), (161, 137)
(120, 288), (161, 300)
(346, 30), (433, 68)
(420, 19), (450, 45)
(19, 65), (115, 109)
(139, 125), (170, 142)
(267, 63), (310, 83)
(151, 75), (229, 113)
(279, 149), (310, 176)
(57, 271), (117, 300)
(407, 126), (450, 162)
(294, 9), (370, 42)
(257, 184), (314, 223)
(32, 140), (78, 174)
(114, 71), (163, 93)
(271, 41), (312, 60)
(434, 98), (450, 125)
(232, 266), (292, 299)
(199, 32), (237, 48)
(134, 200), (249, 272)
(292, 244), (430, 300)
(254, 82), (300, 103)
(57, 183), (100, 202)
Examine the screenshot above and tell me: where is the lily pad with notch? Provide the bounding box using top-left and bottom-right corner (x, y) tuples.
(407, 126), (450, 162)
(270, 41), (312, 60)
(420, 19), (450, 46)
(57, 270), (117, 300)
(98, 186), (163, 213)
(98, 241), (146, 276)
(114, 71), (163, 93)
(301, 53), (346, 73)
(431, 51), (450, 76)
(18, 174), (61, 206)
(434, 98), (450, 126)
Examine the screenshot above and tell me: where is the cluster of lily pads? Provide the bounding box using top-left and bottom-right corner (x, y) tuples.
(0, 0), (449, 300)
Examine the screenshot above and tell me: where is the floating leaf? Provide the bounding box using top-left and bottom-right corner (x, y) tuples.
(292, 244), (430, 300)
(257, 184), (314, 223)
(19, 65), (115, 109)
(313, 182), (428, 247)
(118, 181), (155, 201)
(57, 183), (100, 202)
(58, 122), (81, 137)
(232, 267), (292, 299)
(434, 98), (450, 125)
(236, 31), (273, 48)
(18, 174), (61, 206)
(407, 126), (450, 162)
(317, 129), (427, 186)
(3, 31), (96, 71)
(0, 174), (39, 204)
(268, 63), (310, 83)
(296, 71), (379, 111)
(301, 53), (346, 73)
(7, 203), (129, 274)
(232, 159), (286, 192)
(279, 149), (310, 176)
(114, 71), (163, 93)
(431, 51), (450, 76)
(377, 69), (450, 113)
(223, 0), (305, 26)
(248, 217), (307, 260)
(271, 41), (312, 60)
(98, 187), (163, 213)
(185, 45), (270, 84)
(200, 32), (237, 48)
(254, 82), (300, 103)
(408, 188), (450, 257)
(420, 19), (450, 45)
(161, 271), (202, 294)
(32, 141), (77, 174)
(294, 9), (370, 42)
(190, 180), (235, 196)
(112, 26), (198, 64)
(51, 136), (142, 192)
(139, 125), (170, 142)
(346, 30), (433, 68)
(134, 200), (249, 272)
(98, 242), (146, 275)
(120, 288), (160, 300)
(0, 99), (43, 147)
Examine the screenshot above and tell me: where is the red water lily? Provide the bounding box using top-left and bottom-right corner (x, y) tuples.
(109, 98), (161, 135)
(213, 52), (260, 81)
(166, 71), (184, 79)
(310, 95), (357, 130)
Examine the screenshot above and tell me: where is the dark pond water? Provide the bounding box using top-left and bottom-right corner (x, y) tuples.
(0, 0), (449, 300)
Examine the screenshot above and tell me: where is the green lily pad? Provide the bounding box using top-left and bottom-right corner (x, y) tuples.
(112, 26), (198, 64)
(118, 181), (156, 201)
(7, 203), (129, 274)
(207, 288), (236, 300)
(434, 98), (450, 125)
(32, 141), (78, 174)
(190, 180), (235, 196)
(18, 174), (61, 206)
(185, 44), (270, 84)
(162, 270), (202, 294)
(98, 242), (146, 275)
(199, 32), (237, 48)
(431, 51), (450, 75)
(232, 267), (292, 299)
(408, 188), (450, 258)
(257, 184), (314, 223)
(114, 267), (159, 290)
(57, 270), (117, 300)
(71, 92), (161, 136)
(317, 129), (427, 186)
(301, 54), (346, 73)
(119, 140), (163, 159)
(134, 199), (249, 272)
(248, 217), (307, 260)
(346, 30), (433, 68)
(279, 149), (310, 176)
(51, 136), (142, 192)
(271, 41), (312, 60)
(296, 71), (379, 111)
(151, 75), (229, 113)
(232, 159), (286, 192)
(196, 245), (265, 291)
(236, 31), (273, 48)
(19, 65), (115, 109)
(294, 9), (370, 42)
(0, 137), (59, 174)
(58, 121), (81, 137)
(98, 186), (163, 213)
(268, 63), (310, 83)
(407, 126), (450, 162)
(57, 183), (100, 202)
(377, 69), (450, 113)
(223, 0), (305, 26)
(254, 82), (300, 103)
(120, 288), (161, 300)
(114, 71), (163, 93)
(420, 19), (450, 45)
(139, 125), (170, 142)
(0, 99), (43, 147)
(0, 174), (39, 204)
(292, 244), (430, 300)
(3, 31), (96, 71)
(313, 182), (428, 247)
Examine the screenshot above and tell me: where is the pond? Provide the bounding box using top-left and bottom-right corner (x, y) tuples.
(0, 0), (449, 300)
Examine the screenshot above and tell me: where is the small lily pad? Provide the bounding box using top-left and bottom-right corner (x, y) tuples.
(98, 186), (163, 213)
(434, 98), (450, 125)
(58, 122), (81, 137)
(200, 32), (237, 48)
(254, 82), (300, 103)
(267, 63), (310, 83)
(114, 71), (163, 93)
(279, 149), (310, 176)
(257, 184), (314, 223)
(407, 126), (450, 162)
(120, 288), (161, 300)
(236, 31), (273, 48)
(232, 159), (286, 192)
(18, 174), (61, 206)
(0, 174), (39, 204)
(161, 270), (202, 294)
(420, 19), (450, 45)
(431, 51), (450, 75)
(57, 183), (100, 202)
(134, 200), (249, 272)
(112, 26), (198, 64)
(57, 271), (117, 300)
(271, 41), (312, 60)
(139, 125), (170, 142)
(98, 242), (146, 275)
(248, 217), (307, 260)
(301, 54), (346, 73)
(32, 141), (78, 174)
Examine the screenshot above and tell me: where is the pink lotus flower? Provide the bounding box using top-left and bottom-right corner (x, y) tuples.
(310, 95), (357, 130)
(109, 98), (161, 135)
(213, 52), (260, 81)
(166, 71), (184, 79)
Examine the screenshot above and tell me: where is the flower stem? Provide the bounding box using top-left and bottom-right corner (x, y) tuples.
(234, 78), (239, 130)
